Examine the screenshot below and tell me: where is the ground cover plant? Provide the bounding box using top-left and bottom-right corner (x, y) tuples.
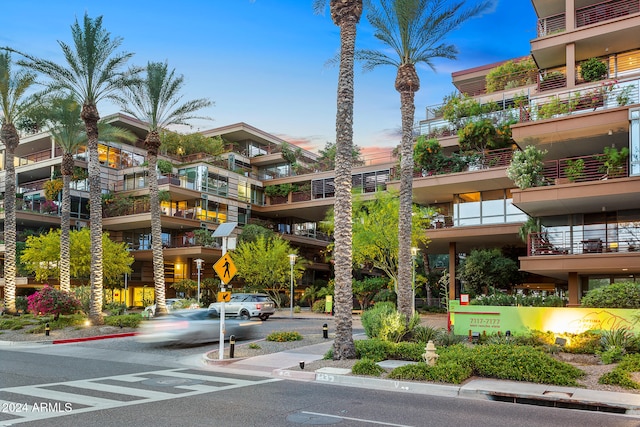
(335, 304), (640, 390)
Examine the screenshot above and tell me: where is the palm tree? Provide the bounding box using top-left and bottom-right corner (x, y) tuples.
(15, 13), (140, 324)
(46, 95), (136, 292)
(0, 52), (37, 314)
(359, 0), (489, 320)
(116, 61), (211, 316)
(314, 0), (362, 360)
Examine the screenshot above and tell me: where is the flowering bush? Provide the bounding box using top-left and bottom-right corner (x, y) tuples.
(27, 285), (82, 319)
(41, 200), (58, 214)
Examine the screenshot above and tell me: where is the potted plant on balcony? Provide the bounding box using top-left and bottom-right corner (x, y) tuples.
(506, 145), (548, 189)
(565, 158), (585, 182)
(600, 146), (629, 178)
(616, 85), (635, 106)
(580, 57), (607, 82)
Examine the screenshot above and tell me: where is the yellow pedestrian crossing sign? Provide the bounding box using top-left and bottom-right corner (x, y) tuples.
(214, 253), (237, 284)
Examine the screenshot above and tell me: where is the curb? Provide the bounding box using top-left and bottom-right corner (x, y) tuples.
(51, 332), (137, 344)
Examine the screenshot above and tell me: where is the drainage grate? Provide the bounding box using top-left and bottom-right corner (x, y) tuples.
(489, 394), (627, 414)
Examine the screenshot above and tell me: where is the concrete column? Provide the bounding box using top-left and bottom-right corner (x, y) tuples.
(566, 42), (576, 88)
(567, 271), (580, 306)
(566, 0), (575, 31)
(448, 241), (457, 301)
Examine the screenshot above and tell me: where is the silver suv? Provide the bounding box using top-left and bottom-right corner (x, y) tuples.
(209, 293), (276, 321)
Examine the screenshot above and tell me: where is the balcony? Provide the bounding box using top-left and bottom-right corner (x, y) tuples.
(528, 224), (640, 256)
(536, 0), (640, 38)
(576, 0), (640, 28)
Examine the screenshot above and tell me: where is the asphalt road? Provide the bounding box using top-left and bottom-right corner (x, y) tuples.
(1, 317), (637, 426)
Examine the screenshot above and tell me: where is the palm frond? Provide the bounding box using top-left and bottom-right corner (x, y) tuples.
(117, 61), (212, 131)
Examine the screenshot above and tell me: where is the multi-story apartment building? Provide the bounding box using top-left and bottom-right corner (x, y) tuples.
(2, 0), (639, 309)
(418, 0), (640, 306)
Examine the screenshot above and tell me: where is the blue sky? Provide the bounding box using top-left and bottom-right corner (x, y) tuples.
(2, 1), (536, 159)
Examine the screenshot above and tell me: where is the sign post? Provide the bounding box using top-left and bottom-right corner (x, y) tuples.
(212, 223), (237, 360)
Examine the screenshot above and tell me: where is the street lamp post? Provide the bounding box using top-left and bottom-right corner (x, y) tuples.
(289, 254), (297, 318)
(195, 258), (204, 306)
(411, 247), (418, 314)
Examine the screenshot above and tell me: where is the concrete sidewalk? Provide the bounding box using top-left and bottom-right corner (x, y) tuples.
(201, 330), (640, 417)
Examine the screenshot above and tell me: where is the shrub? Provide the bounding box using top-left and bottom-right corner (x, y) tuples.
(409, 325), (439, 343)
(507, 145), (547, 189)
(266, 331), (303, 342)
(15, 296), (28, 313)
(378, 312), (421, 343)
(352, 358), (385, 376)
(27, 313), (87, 333)
(27, 286), (81, 318)
(361, 302), (396, 339)
(580, 57), (608, 82)
(104, 302), (127, 316)
(600, 328), (635, 351)
(599, 346), (624, 364)
(311, 299), (326, 313)
(471, 344), (584, 386)
(388, 361), (473, 384)
(563, 330), (602, 354)
(104, 313), (142, 328)
(581, 281), (640, 308)
(599, 354), (640, 389)
(390, 341), (427, 361)
(355, 339), (394, 362)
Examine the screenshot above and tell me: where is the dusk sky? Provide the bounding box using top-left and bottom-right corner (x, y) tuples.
(2, 1), (537, 161)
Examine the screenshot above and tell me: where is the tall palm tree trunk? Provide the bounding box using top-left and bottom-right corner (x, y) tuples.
(82, 103), (104, 325)
(1, 123), (19, 314)
(332, 2), (360, 360)
(59, 153), (73, 292)
(396, 64), (419, 321)
(146, 131), (167, 315)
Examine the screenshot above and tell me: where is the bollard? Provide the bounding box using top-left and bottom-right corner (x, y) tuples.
(45, 322), (50, 337)
(229, 335), (236, 359)
(322, 323), (328, 339)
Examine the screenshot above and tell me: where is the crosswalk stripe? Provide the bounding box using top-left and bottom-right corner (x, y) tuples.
(4, 386), (119, 407)
(0, 369), (279, 425)
(67, 380), (176, 399)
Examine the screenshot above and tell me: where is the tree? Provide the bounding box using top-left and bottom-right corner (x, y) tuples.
(353, 277), (388, 310)
(0, 51), (37, 314)
(116, 61), (211, 315)
(323, 191), (433, 292)
(20, 229), (133, 286)
(314, 0), (363, 360)
(160, 130), (225, 157)
(44, 95), (135, 292)
(231, 235), (304, 308)
(316, 141), (364, 170)
(238, 224), (275, 243)
(15, 13), (140, 324)
(358, 0), (489, 321)
(458, 248), (520, 296)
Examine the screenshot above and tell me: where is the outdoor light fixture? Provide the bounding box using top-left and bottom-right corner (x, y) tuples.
(195, 258), (204, 305)
(411, 247), (419, 314)
(289, 254), (297, 318)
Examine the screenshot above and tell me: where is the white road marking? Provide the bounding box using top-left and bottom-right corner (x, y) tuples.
(0, 369), (278, 426)
(300, 411), (416, 426)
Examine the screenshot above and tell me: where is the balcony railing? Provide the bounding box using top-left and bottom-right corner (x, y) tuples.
(538, 12), (566, 37)
(525, 79), (639, 122)
(529, 225), (640, 256)
(576, 0), (640, 28)
(537, 0), (639, 37)
(542, 154), (629, 184)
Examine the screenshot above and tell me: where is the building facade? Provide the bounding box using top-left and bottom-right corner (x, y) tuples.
(1, 0), (639, 308)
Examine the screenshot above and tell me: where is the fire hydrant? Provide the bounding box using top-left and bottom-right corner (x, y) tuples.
(423, 340), (439, 366)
